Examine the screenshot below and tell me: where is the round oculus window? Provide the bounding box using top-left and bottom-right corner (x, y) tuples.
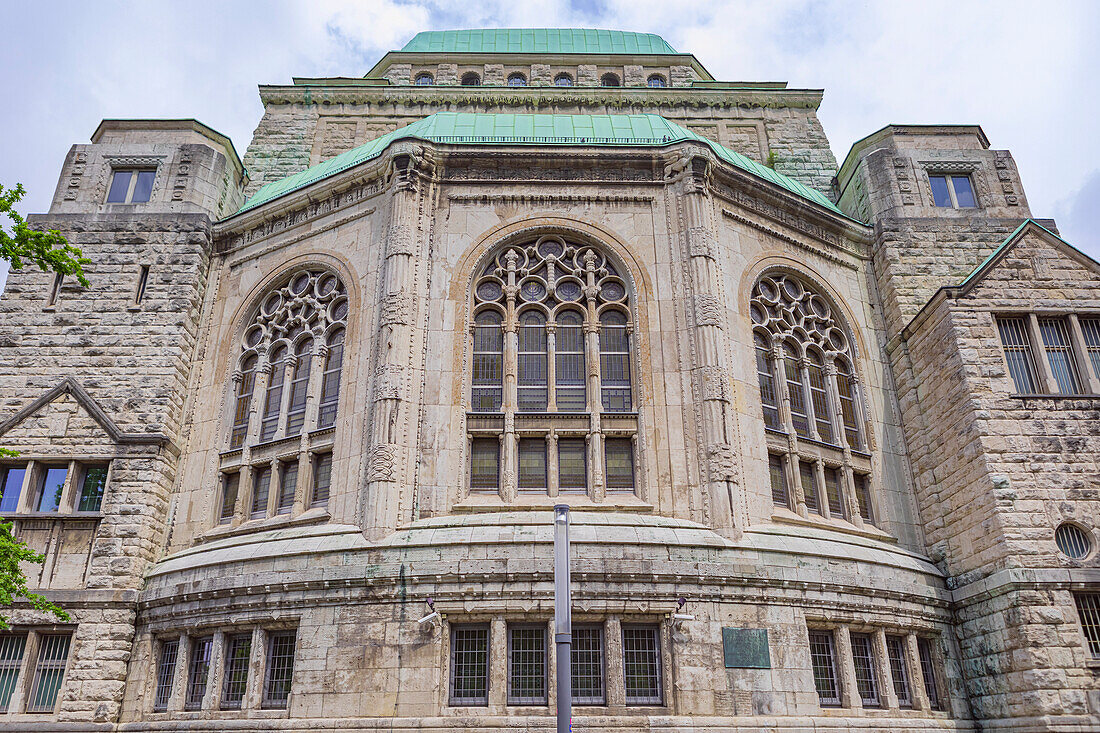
(1055, 523), (1092, 559)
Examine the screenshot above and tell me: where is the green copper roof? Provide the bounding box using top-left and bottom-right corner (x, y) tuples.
(237, 113), (842, 216)
(400, 29), (677, 55)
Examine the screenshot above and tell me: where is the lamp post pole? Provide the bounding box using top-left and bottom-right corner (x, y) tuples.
(554, 505), (571, 733)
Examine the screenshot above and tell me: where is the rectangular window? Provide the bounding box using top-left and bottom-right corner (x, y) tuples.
(517, 438), (547, 493)
(886, 635), (912, 708)
(784, 356), (811, 438)
(836, 371), (863, 450)
(153, 638), (178, 712)
(0, 633), (27, 712)
(997, 317), (1039, 393)
(1039, 317), (1082, 394)
(0, 464), (26, 513)
(571, 625), (605, 705)
(284, 357), (311, 438)
(807, 364), (834, 443)
(1081, 318), (1100, 382)
(221, 634), (252, 710)
(558, 438), (587, 493)
(604, 438), (635, 491)
(77, 463), (108, 512)
(277, 461), (298, 515)
(1074, 592), (1100, 659)
(262, 631), (296, 708)
(808, 629), (841, 706)
(507, 625), (547, 705)
(755, 337), (782, 430)
(769, 454), (789, 510)
(917, 637), (943, 711)
(600, 322), (632, 412)
(929, 174), (976, 208)
(106, 169), (156, 203)
(311, 453), (332, 507)
(471, 320), (503, 413)
(470, 438), (500, 492)
(850, 632), (880, 707)
(824, 467), (846, 520)
(251, 466), (271, 519)
(220, 472), (239, 524)
(621, 625), (662, 705)
(184, 636), (212, 710)
(855, 474), (874, 525)
(26, 633), (71, 713)
(36, 466), (69, 513)
(555, 320), (586, 411)
(799, 460), (820, 514)
(450, 624), (489, 706)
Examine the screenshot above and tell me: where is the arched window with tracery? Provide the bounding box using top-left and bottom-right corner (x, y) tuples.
(218, 268), (349, 526)
(750, 271), (876, 528)
(469, 235), (638, 501)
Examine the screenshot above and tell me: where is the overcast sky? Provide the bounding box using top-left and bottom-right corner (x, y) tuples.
(2, 1), (1097, 288)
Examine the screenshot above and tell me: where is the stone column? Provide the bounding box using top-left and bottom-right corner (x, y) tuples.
(489, 617), (507, 710)
(1027, 313), (1059, 392)
(6, 629), (37, 714)
(835, 625), (860, 709)
(243, 628), (266, 710)
(501, 251), (519, 502)
(905, 633), (931, 711)
(547, 432), (559, 498)
(583, 251), (604, 500)
(873, 628), (898, 709)
(605, 617), (625, 707)
(167, 634), (191, 712)
(1068, 314), (1100, 393)
(203, 631), (225, 710)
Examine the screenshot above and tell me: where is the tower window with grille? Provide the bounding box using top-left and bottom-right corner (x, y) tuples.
(917, 637), (943, 710)
(251, 466), (271, 519)
(1074, 592), (1100, 659)
(221, 634), (251, 710)
(507, 625), (547, 705)
(450, 625), (489, 706)
(0, 633), (26, 712)
(277, 461), (298, 515)
(808, 629), (841, 706)
(769, 454), (790, 509)
(800, 460), (820, 514)
(1081, 318), (1100, 380)
(824, 467), (846, 519)
(310, 452), (332, 507)
(855, 474), (875, 525)
(850, 632), (881, 707)
(886, 635), (912, 708)
(26, 633), (71, 714)
(1039, 317), (1083, 394)
(152, 638), (178, 712)
(262, 631), (296, 708)
(570, 625), (605, 705)
(184, 636), (212, 710)
(997, 317), (1039, 393)
(621, 625), (662, 705)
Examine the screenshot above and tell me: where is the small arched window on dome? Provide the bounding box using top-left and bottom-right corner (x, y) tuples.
(507, 72), (528, 87)
(461, 72), (481, 86)
(647, 74), (667, 88)
(601, 73), (621, 87)
(554, 72), (574, 87)
(415, 72), (434, 85)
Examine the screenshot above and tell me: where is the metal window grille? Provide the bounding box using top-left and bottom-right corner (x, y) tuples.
(600, 314), (632, 412)
(604, 438), (635, 491)
(310, 453), (332, 507)
(0, 633), (26, 712)
(518, 438), (547, 492)
(621, 625), (662, 705)
(262, 631), (296, 708)
(472, 314), (504, 412)
(1056, 523), (1091, 559)
(799, 460), (820, 514)
(184, 636), (212, 710)
(277, 462), (298, 514)
(558, 439), (587, 493)
(824, 467), (846, 520)
(783, 352), (811, 438)
(219, 473), (239, 523)
(885, 635), (912, 708)
(0, 465), (26, 513)
(835, 366), (862, 450)
(570, 625), (605, 705)
(755, 335), (782, 430)
(808, 630), (841, 706)
(769, 454), (789, 509)
(77, 463), (109, 512)
(470, 439), (500, 491)
(1039, 317), (1082, 394)
(230, 356), (257, 449)
(284, 340), (313, 436)
(450, 625), (489, 706)
(260, 348), (287, 441)
(221, 634), (252, 709)
(26, 633), (71, 714)
(1074, 592), (1100, 659)
(916, 637), (942, 710)
(850, 632), (880, 707)
(251, 466), (271, 518)
(1081, 318), (1100, 382)
(997, 317), (1038, 393)
(317, 330), (344, 427)
(507, 625), (547, 705)
(555, 314), (586, 411)
(518, 314), (548, 411)
(855, 474), (874, 525)
(153, 639), (178, 712)
(807, 362), (834, 442)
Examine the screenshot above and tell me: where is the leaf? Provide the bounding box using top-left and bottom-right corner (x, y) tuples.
(0, 183), (90, 287)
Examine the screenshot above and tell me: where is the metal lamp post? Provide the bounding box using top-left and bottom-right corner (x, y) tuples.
(554, 504), (571, 733)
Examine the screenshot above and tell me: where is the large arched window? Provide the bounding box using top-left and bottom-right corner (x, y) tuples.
(469, 236), (638, 501)
(219, 268), (349, 526)
(750, 271), (876, 528)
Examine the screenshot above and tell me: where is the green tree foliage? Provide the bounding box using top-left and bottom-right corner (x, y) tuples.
(0, 185), (77, 628)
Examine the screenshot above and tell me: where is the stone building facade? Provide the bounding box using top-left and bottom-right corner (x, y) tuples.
(0, 28), (1096, 732)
